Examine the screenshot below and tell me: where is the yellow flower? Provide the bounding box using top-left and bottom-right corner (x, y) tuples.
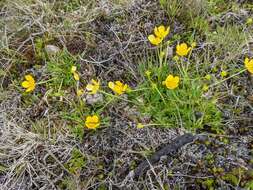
(148, 35), (162, 46)
(154, 25), (170, 39)
(191, 42), (197, 48)
(85, 115), (100, 129)
(21, 74), (36, 92)
(148, 25), (170, 46)
(71, 66), (77, 73)
(162, 75), (180, 90)
(246, 18), (253, 25)
(173, 55), (179, 61)
(71, 66), (80, 81)
(108, 81), (128, 95)
(203, 84), (209, 92)
(77, 89), (84, 96)
(160, 51), (165, 58)
(245, 57), (253, 74)
(137, 123), (144, 129)
(205, 74), (211, 80)
(145, 70), (151, 77)
(73, 72), (80, 81)
(176, 43), (191, 57)
(86, 79), (100, 94)
(221, 71), (228, 78)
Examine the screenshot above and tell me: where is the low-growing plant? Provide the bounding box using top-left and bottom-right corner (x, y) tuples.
(46, 50), (78, 91)
(65, 148), (86, 174)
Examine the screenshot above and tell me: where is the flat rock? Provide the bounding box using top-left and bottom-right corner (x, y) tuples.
(45, 45), (60, 55)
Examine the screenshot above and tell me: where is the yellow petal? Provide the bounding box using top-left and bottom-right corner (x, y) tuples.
(176, 43), (190, 56)
(123, 84), (128, 91)
(115, 81), (123, 87)
(26, 86), (34, 92)
(86, 116), (92, 122)
(91, 115), (99, 122)
(137, 123), (144, 129)
(167, 75), (174, 81)
(174, 76), (180, 83)
(108, 82), (114, 89)
(73, 72), (80, 81)
(21, 81), (30, 88)
(91, 79), (99, 86)
(181, 43), (188, 49)
(71, 66), (77, 73)
(165, 26), (170, 36)
(25, 75), (35, 84)
(77, 89), (84, 96)
(191, 42), (197, 48)
(244, 57), (249, 65)
(154, 25), (165, 38)
(148, 35), (162, 46)
(164, 75), (179, 90)
(85, 115), (100, 129)
(86, 84), (94, 91)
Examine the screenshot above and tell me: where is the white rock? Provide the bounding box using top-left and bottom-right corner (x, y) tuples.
(85, 93), (103, 105)
(45, 45), (60, 55)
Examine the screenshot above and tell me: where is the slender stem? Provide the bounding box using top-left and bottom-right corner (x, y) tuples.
(130, 88), (151, 92)
(100, 91), (137, 104)
(210, 69), (246, 88)
(36, 78), (56, 85)
(99, 97), (115, 111)
(154, 85), (166, 104)
(144, 123), (172, 127)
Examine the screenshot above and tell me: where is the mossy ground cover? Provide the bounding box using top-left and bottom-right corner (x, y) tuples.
(0, 0), (252, 189)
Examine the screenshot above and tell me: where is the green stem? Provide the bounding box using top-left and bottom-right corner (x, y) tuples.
(36, 78), (56, 85)
(99, 97), (115, 111)
(130, 88), (151, 92)
(100, 91), (137, 104)
(154, 85), (166, 104)
(144, 123), (172, 127)
(209, 69), (246, 88)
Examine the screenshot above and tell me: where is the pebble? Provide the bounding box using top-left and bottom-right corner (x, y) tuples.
(45, 45), (60, 55)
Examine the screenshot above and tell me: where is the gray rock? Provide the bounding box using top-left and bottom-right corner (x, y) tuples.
(45, 45), (60, 55)
(85, 93), (103, 105)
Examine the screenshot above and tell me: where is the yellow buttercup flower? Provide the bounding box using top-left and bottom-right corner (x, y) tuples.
(203, 84), (209, 92)
(71, 66), (77, 73)
(148, 25), (170, 46)
(159, 51), (165, 58)
(77, 89), (84, 96)
(191, 42), (197, 48)
(220, 71), (228, 78)
(145, 70), (152, 77)
(86, 79), (100, 94)
(148, 35), (162, 46)
(137, 123), (144, 129)
(71, 66), (80, 81)
(85, 115), (100, 129)
(245, 57), (253, 74)
(108, 81), (128, 95)
(21, 74), (36, 92)
(154, 25), (170, 39)
(246, 18), (253, 25)
(162, 74), (180, 90)
(173, 55), (179, 61)
(205, 74), (211, 80)
(176, 43), (191, 57)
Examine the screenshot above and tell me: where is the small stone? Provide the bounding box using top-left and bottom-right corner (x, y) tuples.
(166, 46), (173, 58)
(85, 93), (103, 105)
(45, 45), (60, 55)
